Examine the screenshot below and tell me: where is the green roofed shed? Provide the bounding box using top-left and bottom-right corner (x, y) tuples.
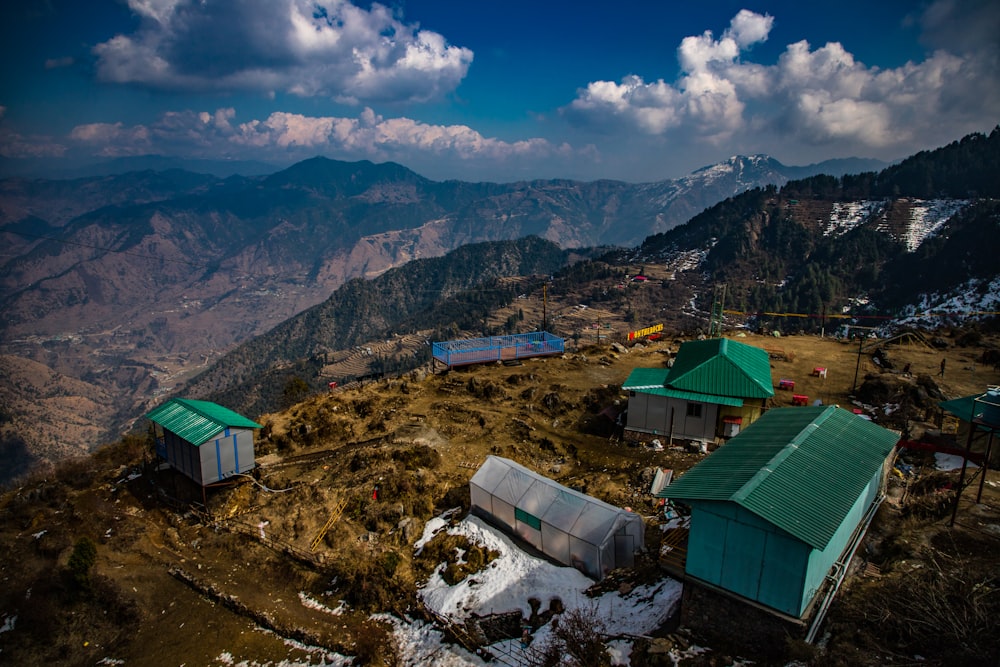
(664, 337), (774, 399)
(660, 406), (899, 617)
(147, 398), (262, 486)
(623, 337), (773, 443)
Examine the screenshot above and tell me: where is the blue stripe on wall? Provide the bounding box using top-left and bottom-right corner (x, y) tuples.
(233, 433), (240, 473)
(215, 440), (223, 482)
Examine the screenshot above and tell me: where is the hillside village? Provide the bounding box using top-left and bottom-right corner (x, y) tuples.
(2, 326), (998, 666)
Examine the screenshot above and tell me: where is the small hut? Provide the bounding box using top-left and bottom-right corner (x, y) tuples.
(939, 386), (1000, 508)
(660, 406), (898, 624)
(432, 332), (564, 369)
(623, 337), (773, 444)
(147, 398), (261, 486)
(470, 456), (644, 580)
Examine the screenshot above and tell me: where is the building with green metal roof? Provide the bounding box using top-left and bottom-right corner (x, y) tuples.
(147, 398), (262, 486)
(659, 405), (899, 619)
(622, 337), (774, 444)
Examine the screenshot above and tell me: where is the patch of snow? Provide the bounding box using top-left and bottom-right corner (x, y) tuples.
(298, 592), (346, 616)
(32, 530), (46, 540)
(824, 198), (967, 251)
(902, 199), (969, 252)
(374, 614), (483, 666)
(896, 276), (1000, 327)
(607, 638), (633, 665)
(1, 614), (16, 634)
(935, 453), (979, 471)
(824, 201), (885, 237)
(410, 514), (682, 664)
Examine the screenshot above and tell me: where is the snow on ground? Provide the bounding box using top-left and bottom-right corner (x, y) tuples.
(404, 513), (683, 666)
(824, 200), (884, 237)
(935, 452), (979, 471)
(902, 199), (969, 252)
(896, 275), (1000, 327)
(298, 593), (346, 617)
(212, 512), (682, 666)
(822, 198), (968, 252)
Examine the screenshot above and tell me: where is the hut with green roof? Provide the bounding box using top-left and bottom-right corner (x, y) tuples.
(147, 398), (262, 486)
(622, 337), (774, 445)
(660, 405), (899, 622)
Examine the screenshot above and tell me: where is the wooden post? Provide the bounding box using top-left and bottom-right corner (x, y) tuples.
(950, 413), (978, 527)
(976, 431), (994, 503)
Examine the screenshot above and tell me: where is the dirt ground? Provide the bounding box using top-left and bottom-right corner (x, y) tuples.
(2, 329), (999, 665)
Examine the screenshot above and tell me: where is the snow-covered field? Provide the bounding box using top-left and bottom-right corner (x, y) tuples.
(409, 512), (683, 665)
(212, 512), (683, 666)
(897, 275), (1000, 327)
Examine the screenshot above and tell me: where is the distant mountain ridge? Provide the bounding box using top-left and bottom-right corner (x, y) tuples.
(0, 130), (995, 480)
(178, 130), (1000, 421)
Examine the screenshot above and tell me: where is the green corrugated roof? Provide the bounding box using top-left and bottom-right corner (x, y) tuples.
(623, 338), (773, 403)
(622, 367), (671, 390)
(666, 338), (773, 399)
(940, 390), (1000, 431)
(660, 406), (899, 550)
(147, 398), (261, 445)
(632, 385), (744, 407)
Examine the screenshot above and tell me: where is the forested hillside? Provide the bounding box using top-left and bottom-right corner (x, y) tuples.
(183, 237), (578, 415)
(633, 126), (1000, 322)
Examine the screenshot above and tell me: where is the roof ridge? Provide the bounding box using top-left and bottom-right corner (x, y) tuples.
(732, 406), (835, 503)
(667, 338), (720, 387)
(173, 397), (225, 425)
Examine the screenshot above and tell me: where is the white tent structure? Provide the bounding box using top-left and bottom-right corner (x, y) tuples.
(469, 456), (645, 580)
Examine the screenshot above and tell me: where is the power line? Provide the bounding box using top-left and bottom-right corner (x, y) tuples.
(724, 309), (1000, 319)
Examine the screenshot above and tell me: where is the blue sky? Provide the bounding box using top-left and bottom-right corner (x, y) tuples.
(1, 0), (998, 182)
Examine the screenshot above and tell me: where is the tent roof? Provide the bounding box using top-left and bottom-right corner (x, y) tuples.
(146, 398), (261, 445)
(940, 389), (1000, 432)
(471, 456), (641, 546)
(660, 406), (898, 550)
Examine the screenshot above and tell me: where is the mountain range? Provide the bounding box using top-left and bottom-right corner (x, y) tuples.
(2, 131), (997, 485)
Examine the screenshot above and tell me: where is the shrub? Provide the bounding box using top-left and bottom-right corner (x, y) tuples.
(66, 536), (97, 590)
(531, 605), (611, 667)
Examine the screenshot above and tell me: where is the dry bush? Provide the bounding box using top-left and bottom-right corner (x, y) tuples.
(530, 605), (611, 667)
(328, 544), (415, 613)
(93, 434), (151, 468)
(391, 444), (441, 470)
(414, 532), (500, 585)
(53, 456), (97, 490)
(352, 618), (397, 664)
(835, 558), (998, 665)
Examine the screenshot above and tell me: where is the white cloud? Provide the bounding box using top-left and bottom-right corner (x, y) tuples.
(69, 122), (152, 156)
(0, 117), (68, 157)
(564, 6), (1000, 158)
(66, 107), (577, 175)
(93, 0), (473, 104)
(727, 9), (774, 49)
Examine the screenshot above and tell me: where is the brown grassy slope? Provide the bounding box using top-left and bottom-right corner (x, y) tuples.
(1, 331), (998, 665)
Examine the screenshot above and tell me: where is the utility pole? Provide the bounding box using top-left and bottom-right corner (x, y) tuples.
(709, 283), (727, 337)
(849, 325), (877, 395)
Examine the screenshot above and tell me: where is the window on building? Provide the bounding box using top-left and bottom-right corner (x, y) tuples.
(686, 402), (702, 418)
